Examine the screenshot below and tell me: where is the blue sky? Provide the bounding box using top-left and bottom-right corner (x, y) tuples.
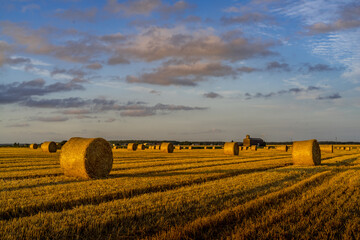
(0, 0), (359, 143)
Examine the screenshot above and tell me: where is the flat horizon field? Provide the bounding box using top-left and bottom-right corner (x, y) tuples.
(1, 147), (360, 239)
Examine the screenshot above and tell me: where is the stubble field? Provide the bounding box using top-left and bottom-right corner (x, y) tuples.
(1, 147), (360, 239)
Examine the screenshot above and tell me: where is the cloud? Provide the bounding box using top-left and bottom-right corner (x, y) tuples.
(6, 123), (30, 128)
(317, 93), (342, 100)
(104, 118), (116, 122)
(22, 4), (40, 13)
(107, 55), (130, 65)
(85, 63), (103, 69)
(22, 97), (88, 108)
(203, 92), (223, 99)
(0, 79), (85, 104)
(30, 116), (69, 122)
(149, 89), (161, 95)
(115, 26), (276, 63)
(104, 0), (161, 15)
(55, 7), (98, 22)
(237, 66), (259, 73)
(245, 86), (321, 100)
(126, 61), (236, 86)
(305, 3), (360, 34)
(301, 63), (338, 72)
(266, 61), (291, 72)
(221, 13), (272, 25)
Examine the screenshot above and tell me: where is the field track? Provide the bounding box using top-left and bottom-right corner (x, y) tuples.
(1, 147), (360, 239)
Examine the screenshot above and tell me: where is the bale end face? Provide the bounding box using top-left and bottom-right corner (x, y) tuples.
(41, 141), (57, 153)
(224, 142), (239, 155)
(292, 139), (321, 166)
(60, 137), (113, 179)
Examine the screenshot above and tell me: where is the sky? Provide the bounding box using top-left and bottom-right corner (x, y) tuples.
(0, 0), (360, 144)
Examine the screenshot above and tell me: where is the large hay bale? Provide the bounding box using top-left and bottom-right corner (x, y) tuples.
(320, 145), (333, 153)
(60, 137), (113, 179)
(29, 143), (38, 149)
(127, 143), (137, 151)
(41, 141), (57, 153)
(137, 144), (145, 150)
(161, 142), (174, 153)
(224, 142), (239, 155)
(251, 145), (257, 151)
(292, 139), (321, 166)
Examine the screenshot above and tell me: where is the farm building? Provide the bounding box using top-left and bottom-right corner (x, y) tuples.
(243, 135), (266, 147)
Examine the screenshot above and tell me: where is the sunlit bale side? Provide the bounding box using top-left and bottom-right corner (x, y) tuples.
(127, 143), (137, 151)
(320, 145), (333, 153)
(175, 145), (182, 150)
(292, 139), (321, 166)
(29, 143), (38, 149)
(161, 142), (174, 153)
(137, 144), (145, 150)
(41, 141), (57, 153)
(251, 145), (257, 151)
(60, 137), (113, 179)
(224, 142), (239, 155)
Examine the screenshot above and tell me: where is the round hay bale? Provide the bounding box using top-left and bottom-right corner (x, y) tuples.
(251, 145), (257, 151)
(320, 145), (333, 153)
(292, 139), (321, 166)
(161, 142), (174, 153)
(277, 145), (288, 152)
(127, 143), (137, 151)
(224, 142), (239, 155)
(137, 144), (145, 150)
(41, 141), (57, 153)
(30, 143), (38, 149)
(60, 137), (113, 179)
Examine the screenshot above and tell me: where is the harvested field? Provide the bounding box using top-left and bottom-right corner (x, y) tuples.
(1, 147), (360, 239)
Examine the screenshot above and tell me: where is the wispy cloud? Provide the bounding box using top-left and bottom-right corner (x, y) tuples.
(55, 7), (98, 22)
(266, 61), (291, 72)
(203, 92), (223, 99)
(317, 93), (341, 100)
(30, 116), (69, 122)
(245, 86), (321, 100)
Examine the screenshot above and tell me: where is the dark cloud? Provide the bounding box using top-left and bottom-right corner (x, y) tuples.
(6, 123), (30, 128)
(221, 13), (272, 25)
(99, 33), (127, 43)
(104, 0), (161, 15)
(51, 67), (87, 78)
(245, 86), (320, 100)
(300, 63), (337, 73)
(126, 62), (236, 86)
(0, 79), (84, 104)
(22, 97), (88, 108)
(203, 92), (223, 99)
(4, 57), (31, 65)
(107, 55), (130, 65)
(237, 66), (259, 73)
(85, 63), (103, 69)
(54, 7), (98, 22)
(30, 116), (69, 122)
(305, 3), (360, 34)
(317, 93), (341, 100)
(266, 61), (291, 72)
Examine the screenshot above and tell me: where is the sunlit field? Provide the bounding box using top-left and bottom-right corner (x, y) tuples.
(1, 147), (360, 239)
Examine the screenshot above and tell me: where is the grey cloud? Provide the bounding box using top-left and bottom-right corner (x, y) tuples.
(85, 63), (103, 69)
(105, 0), (161, 15)
(107, 55), (130, 65)
(237, 66), (259, 73)
(22, 97), (88, 108)
(51, 67), (87, 78)
(158, 1), (193, 18)
(266, 61), (290, 72)
(55, 7), (98, 22)
(0, 78), (84, 104)
(317, 93), (341, 100)
(100, 33), (127, 43)
(6, 123), (30, 128)
(30, 116), (69, 122)
(4, 57), (31, 65)
(301, 63), (337, 72)
(126, 62), (236, 86)
(245, 86), (320, 100)
(221, 13), (272, 25)
(203, 92), (223, 99)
